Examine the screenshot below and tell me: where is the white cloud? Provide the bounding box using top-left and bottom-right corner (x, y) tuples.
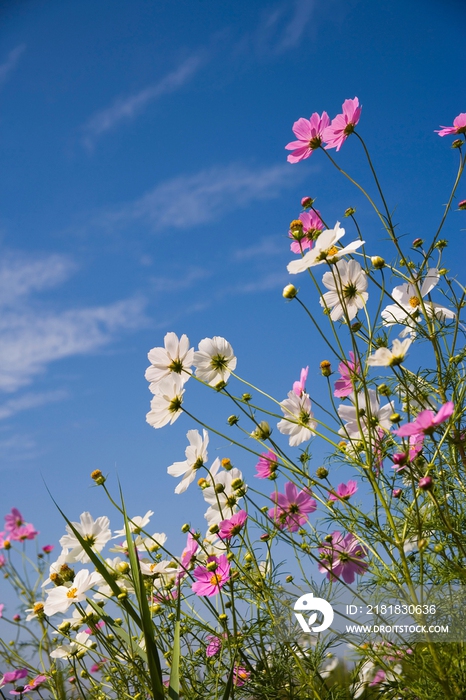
(229, 271), (290, 294)
(233, 236), (284, 261)
(82, 54), (203, 148)
(0, 390), (67, 420)
(0, 44), (25, 86)
(0, 252), (147, 395)
(96, 163), (301, 232)
(275, 0), (316, 53)
(150, 266), (210, 293)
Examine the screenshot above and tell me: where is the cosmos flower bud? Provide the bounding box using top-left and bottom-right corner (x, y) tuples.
(252, 421), (272, 440)
(412, 238), (424, 248)
(227, 415), (239, 426)
(301, 196), (314, 209)
(260, 533), (270, 541)
(214, 483), (225, 494)
(241, 393), (252, 402)
(378, 383), (391, 396)
(452, 139), (463, 149)
(316, 466), (329, 479)
(209, 524), (219, 534)
(344, 207), (356, 217)
(371, 256), (385, 269)
(320, 360), (332, 377)
(91, 469), (106, 485)
(181, 523), (190, 533)
(221, 458), (233, 470)
(392, 488), (402, 499)
(350, 321), (362, 333)
(285, 575), (293, 582)
(231, 478), (243, 490)
(418, 476), (433, 490)
(390, 413), (401, 423)
(434, 239), (448, 249)
(206, 560), (218, 572)
(458, 200), (466, 210)
(283, 284), (297, 299)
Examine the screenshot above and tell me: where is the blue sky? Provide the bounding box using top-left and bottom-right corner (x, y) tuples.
(0, 0), (465, 556)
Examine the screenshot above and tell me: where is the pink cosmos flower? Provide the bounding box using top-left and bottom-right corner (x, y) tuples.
(334, 352), (360, 398)
(268, 482), (317, 533)
(0, 669), (28, 688)
(0, 532), (11, 549)
(10, 675), (48, 694)
(395, 402), (454, 441)
(293, 366), (309, 397)
(255, 451), (278, 479)
(4, 508), (24, 532)
(370, 669), (387, 686)
(233, 666), (250, 686)
(90, 660), (106, 674)
(285, 112), (330, 163)
(328, 480), (358, 502)
(0, 603), (4, 618)
(289, 210), (323, 254)
(180, 532), (199, 570)
(323, 98), (362, 151)
(42, 545), (54, 554)
(218, 510), (247, 539)
(10, 523), (39, 542)
(435, 113), (466, 137)
(192, 554), (230, 597)
(0, 555), (5, 567)
(318, 531), (368, 584)
(85, 620), (105, 634)
(206, 633), (227, 657)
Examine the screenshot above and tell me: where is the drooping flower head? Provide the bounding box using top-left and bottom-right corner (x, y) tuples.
(288, 210), (323, 254)
(268, 482), (316, 532)
(318, 531), (368, 583)
(285, 112), (330, 163)
(334, 351), (360, 398)
(192, 554), (230, 597)
(435, 113), (466, 137)
(323, 98), (362, 151)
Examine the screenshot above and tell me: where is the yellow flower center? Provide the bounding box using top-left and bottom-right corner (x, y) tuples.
(33, 603), (44, 613)
(409, 296), (420, 308)
(326, 246), (338, 256)
(209, 573), (222, 586)
(66, 587), (78, 599)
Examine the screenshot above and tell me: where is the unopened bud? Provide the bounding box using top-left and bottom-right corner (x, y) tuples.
(316, 466), (329, 479)
(91, 469), (106, 485)
(452, 139), (463, 149)
(301, 196), (314, 209)
(116, 562), (130, 575)
(320, 360), (331, 377)
(221, 458), (233, 470)
(227, 415), (239, 426)
(418, 476), (433, 490)
(260, 533), (270, 541)
(241, 393), (252, 402)
(459, 199), (466, 210)
(412, 238), (423, 248)
(351, 321), (362, 333)
(344, 207), (356, 217)
(209, 523), (219, 534)
(378, 384), (391, 396)
(253, 421), (272, 440)
(231, 478), (243, 490)
(218, 613), (228, 623)
(283, 284), (297, 299)
(438, 268), (448, 276)
(214, 483), (225, 494)
(181, 523), (190, 533)
(390, 413), (401, 423)
(215, 380), (227, 392)
(434, 239), (448, 249)
(371, 256), (385, 269)
(392, 488), (402, 499)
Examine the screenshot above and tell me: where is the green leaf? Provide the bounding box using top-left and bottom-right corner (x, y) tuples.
(168, 583), (181, 700)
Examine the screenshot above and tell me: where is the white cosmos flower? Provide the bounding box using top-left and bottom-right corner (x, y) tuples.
(139, 559), (180, 579)
(167, 429), (209, 494)
(338, 389), (393, 442)
(277, 390), (316, 446)
(382, 268), (455, 326)
(113, 511), (154, 537)
(203, 467), (245, 525)
(146, 374), (184, 429)
(59, 513), (112, 564)
(145, 332), (193, 390)
(367, 338), (412, 367)
(287, 222), (364, 274)
(193, 336), (237, 386)
(41, 549), (71, 588)
(319, 259), (368, 321)
(44, 569), (101, 616)
(109, 531), (167, 554)
(50, 631), (94, 659)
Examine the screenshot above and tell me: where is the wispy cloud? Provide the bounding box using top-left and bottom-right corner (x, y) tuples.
(0, 44), (25, 87)
(96, 163), (302, 232)
(227, 271), (290, 295)
(81, 54), (204, 148)
(0, 390), (67, 420)
(150, 267), (211, 293)
(0, 251), (147, 394)
(233, 236), (284, 261)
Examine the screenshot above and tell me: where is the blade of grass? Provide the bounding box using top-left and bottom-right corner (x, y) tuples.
(168, 583), (181, 700)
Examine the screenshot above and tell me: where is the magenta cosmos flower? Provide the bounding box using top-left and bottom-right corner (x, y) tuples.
(435, 113), (466, 137)
(180, 532), (198, 569)
(323, 98), (362, 151)
(318, 531), (368, 584)
(285, 111), (330, 163)
(395, 401), (454, 440)
(218, 510), (247, 539)
(192, 554), (230, 597)
(268, 482), (317, 533)
(0, 669), (28, 688)
(4, 508), (24, 532)
(289, 210), (323, 254)
(334, 351), (360, 398)
(10, 523), (39, 542)
(328, 480), (358, 502)
(255, 451), (278, 479)
(233, 666), (250, 687)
